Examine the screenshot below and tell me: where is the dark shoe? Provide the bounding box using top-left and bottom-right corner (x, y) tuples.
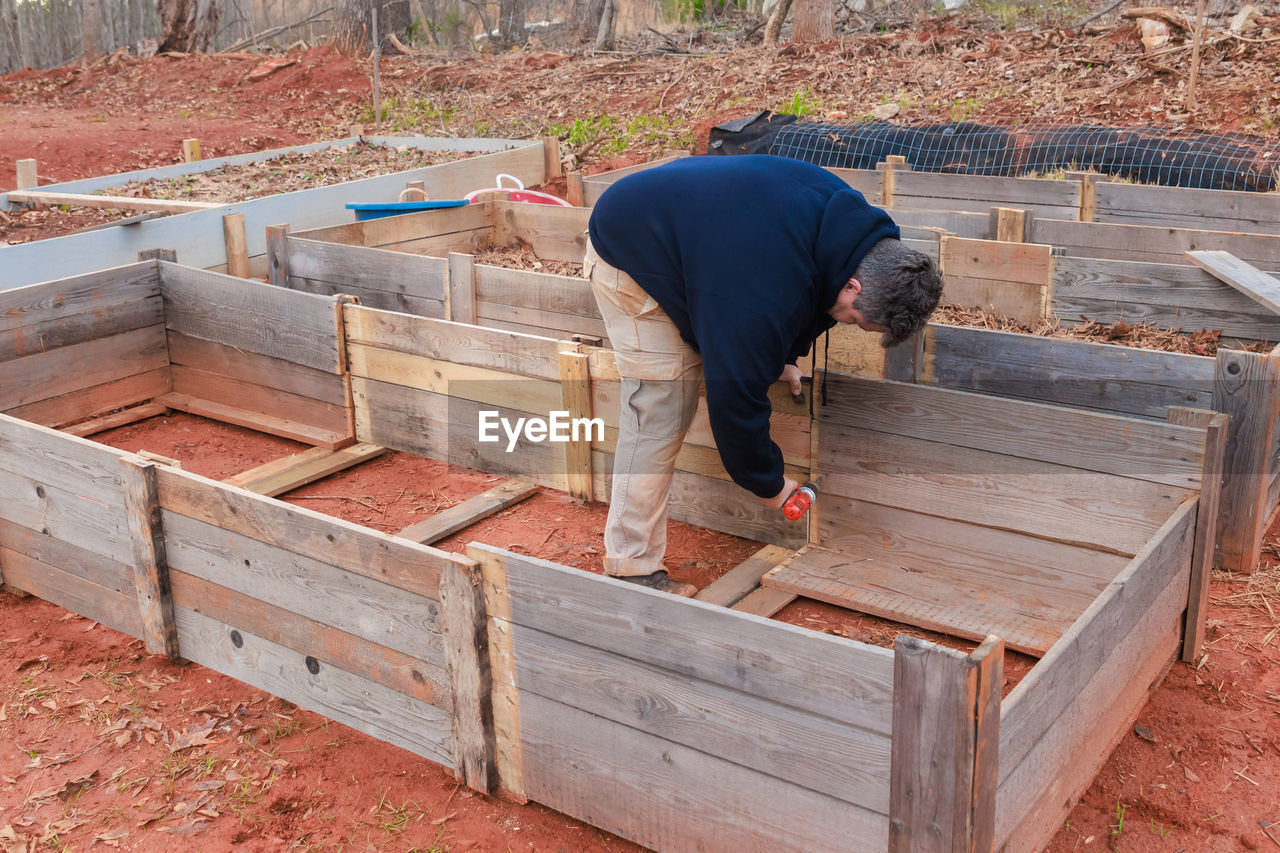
(617, 570), (697, 598)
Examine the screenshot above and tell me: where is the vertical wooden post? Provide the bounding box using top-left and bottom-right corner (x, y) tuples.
(16, 158), (38, 190)
(890, 634), (1002, 853)
(266, 224), (291, 287)
(439, 555), (497, 793)
(1168, 407), (1229, 662)
(1212, 348), (1280, 572)
(1066, 171), (1096, 222)
(879, 155), (908, 208)
(222, 213), (251, 278)
(182, 138), (202, 163)
(559, 350), (594, 501)
(543, 137), (563, 180)
(883, 332), (925, 383)
(565, 171), (585, 207)
(989, 207), (1030, 243)
(121, 459), (179, 658)
(466, 545), (527, 801)
(335, 296), (359, 443)
(447, 252), (476, 324)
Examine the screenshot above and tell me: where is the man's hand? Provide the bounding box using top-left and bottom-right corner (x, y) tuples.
(779, 363), (803, 398)
(760, 476), (799, 511)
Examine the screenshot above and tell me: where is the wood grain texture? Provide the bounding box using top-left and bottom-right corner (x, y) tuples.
(889, 635), (1002, 853)
(493, 201), (591, 261)
(439, 558), (496, 792)
(558, 350), (593, 500)
(1034, 218), (1280, 269)
(223, 443), (387, 497)
(0, 412), (130, 504)
(5, 189), (218, 212)
(894, 171), (1079, 219)
(167, 330), (350, 406)
(474, 300), (610, 341)
(121, 459), (179, 658)
(6, 368), (172, 430)
(170, 569), (449, 707)
(0, 517), (132, 595)
(156, 392), (350, 449)
(0, 467), (131, 565)
(1167, 408), (1227, 661)
(1, 325), (169, 411)
(818, 371), (1207, 489)
(64, 402), (169, 438)
(0, 547), (142, 637)
(222, 213), (251, 278)
(266, 224), (290, 286)
(695, 543), (795, 607)
(1095, 181), (1280, 234)
(1212, 349), (1280, 572)
(474, 265), (599, 318)
(397, 480), (538, 545)
(447, 252), (477, 325)
(467, 545), (524, 799)
(1186, 250), (1280, 315)
(160, 264), (340, 373)
(0, 294), (163, 361)
(470, 544), (895, 733)
(175, 606), (455, 766)
(155, 465), (454, 599)
(288, 237), (448, 301)
(730, 585), (798, 617)
(169, 365), (349, 437)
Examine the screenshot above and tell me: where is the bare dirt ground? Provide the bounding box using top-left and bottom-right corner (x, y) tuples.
(3, 2), (1280, 849)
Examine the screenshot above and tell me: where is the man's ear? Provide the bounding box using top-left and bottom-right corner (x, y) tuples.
(847, 277), (863, 297)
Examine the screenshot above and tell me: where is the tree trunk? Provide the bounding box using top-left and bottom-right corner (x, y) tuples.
(763, 0), (793, 45)
(497, 0), (525, 45)
(157, 0), (222, 53)
(82, 0), (104, 62)
(567, 0), (606, 42)
(593, 0), (614, 51)
(333, 0), (411, 54)
(792, 0), (835, 42)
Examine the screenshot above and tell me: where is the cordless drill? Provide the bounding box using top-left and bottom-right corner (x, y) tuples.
(782, 482), (818, 521)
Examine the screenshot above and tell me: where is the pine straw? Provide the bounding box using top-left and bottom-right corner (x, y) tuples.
(1214, 537), (1280, 622)
(933, 304), (1274, 356)
(472, 242), (584, 278)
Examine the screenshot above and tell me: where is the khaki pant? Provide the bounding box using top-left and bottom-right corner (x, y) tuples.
(584, 239), (703, 577)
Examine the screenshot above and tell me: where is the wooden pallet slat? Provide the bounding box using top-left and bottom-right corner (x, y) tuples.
(695, 544), (796, 608)
(1186, 250), (1280, 316)
(397, 479), (538, 545)
(223, 443), (387, 497)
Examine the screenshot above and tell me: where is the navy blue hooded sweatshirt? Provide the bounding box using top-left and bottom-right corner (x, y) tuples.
(587, 154), (899, 499)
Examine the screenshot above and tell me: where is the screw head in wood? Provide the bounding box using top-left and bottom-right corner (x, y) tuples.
(230, 630), (243, 648)
(305, 656), (320, 675)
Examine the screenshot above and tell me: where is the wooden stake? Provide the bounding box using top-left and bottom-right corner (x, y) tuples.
(222, 213), (251, 278)
(15, 158), (38, 190)
(991, 207), (1029, 243)
(1187, 0), (1207, 110)
(266, 223), (291, 286)
(565, 171), (585, 207)
(1066, 171), (1097, 222)
(439, 556), (498, 793)
(559, 350), (594, 501)
(879, 155), (908, 208)
(182, 138), (202, 163)
(447, 252), (476, 324)
(543, 137), (563, 180)
(121, 458), (180, 658)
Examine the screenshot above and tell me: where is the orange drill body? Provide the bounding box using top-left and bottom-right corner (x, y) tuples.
(782, 482), (818, 521)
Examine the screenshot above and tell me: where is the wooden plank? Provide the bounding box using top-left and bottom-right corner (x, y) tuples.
(695, 544), (795, 607)
(881, 333), (922, 383)
(819, 372), (1207, 489)
(223, 443), (387, 497)
(1066, 171), (1097, 222)
(1053, 254), (1280, 319)
(512, 621), (893, 811)
(0, 411), (132, 504)
(266, 224), (290, 286)
(15, 158), (37, 190)
(894, 172), (1079, 219)
(167, 331), (349, 407)
(286, 237), (449, 303)
(0, 294), (163, 362)
(156, 465), (454, 599)
(121, 459), (179, 658)
(64, 402), (169, 438)
(160, 264), (340, 373)
(6, 369), (172, 429)
(1094, 181), (1280, 234)
(1034, 218), (1280, 269)
(766, 548), (1068, 656)
(469, 544), (896, 733)
(730, 586), (798, 617)
(559, 350), (593, 500)
(162, 510), (444, 662)
(0, 467), (131, 565)
(169, 364), (349, 437)
(474, 265), (599, 318)
(818, 420), (1193, 556)
(155, 391), (351, 449)
(170, 569), (448, 706)
(447, 252), (476, 324)
(1186, 250), (1280, 316)
(997, 499), (1195, 778)
(942, 275), (1048, 321)
(397, 480), (538, 545)
(439, 558), (496, 792)
(222, 213), (251, 278)
(1167, 408), (1227, 662)
(467, 545), (524, 798)
(492, 200), (591, 261)
(990, 206), (1030, 243)
(5, 189), (219, 213)
(1, 325), (169, 411)
(288, 275), (445, 318)
(303, 199), (495, 250)
(1052, 295), (1280, 346)
(175, 606), (455, 767)
(0, 517), (132, 595)
(343, 302), (565, 381)
(1212, 349), (1280, 572)
(889, 635), (1001, 853)
(0, 547), (141, 637)
(520, 692), (889, 853)
(0, 263), (158, 332)
(925, 323), (1215, 418)
(474, 300), (610, 341)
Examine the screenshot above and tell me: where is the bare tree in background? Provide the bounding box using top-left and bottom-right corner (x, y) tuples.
(157, 0), (222, 52)
(82, 0), (104, 61)
(567, 0), (606, 42)
(332, 0), (411, 53)
(792, 0), (834, 41)
(593, 0), (615, 50)
(497, 0), (525, 45)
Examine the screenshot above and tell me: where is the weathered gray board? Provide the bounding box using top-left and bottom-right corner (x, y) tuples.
(0, 139), (544, 290)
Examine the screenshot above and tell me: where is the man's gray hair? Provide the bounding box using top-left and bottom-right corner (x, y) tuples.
(852, 238), (943, 347)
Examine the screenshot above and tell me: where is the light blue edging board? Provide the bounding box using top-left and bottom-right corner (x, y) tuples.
(0, 137), (544, 291)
